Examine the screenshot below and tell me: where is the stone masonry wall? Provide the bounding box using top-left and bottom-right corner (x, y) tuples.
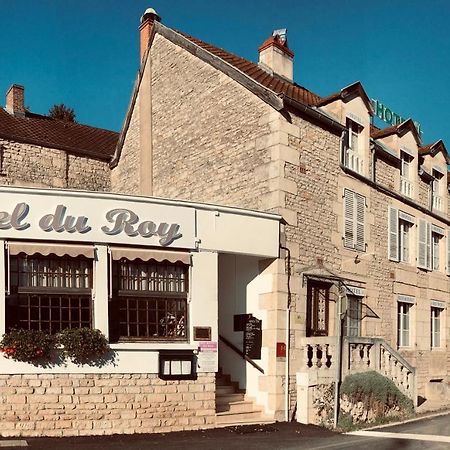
(150, 35), (274, 209)
(0, 139), (110, 191)
(0, 373), (215, 437)
(110, 90), (140, 195)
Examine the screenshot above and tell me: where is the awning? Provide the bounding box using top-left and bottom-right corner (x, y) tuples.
(8, 242), (95, 258)
(109, 246), (191, 264)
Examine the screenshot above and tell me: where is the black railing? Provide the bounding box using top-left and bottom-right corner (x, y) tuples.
(219, 334), (264, 374)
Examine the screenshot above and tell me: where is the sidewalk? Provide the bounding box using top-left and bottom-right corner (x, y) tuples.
(1, 423), (339, 450)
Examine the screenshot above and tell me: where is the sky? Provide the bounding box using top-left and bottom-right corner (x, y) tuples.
(1, 0), (449, 147)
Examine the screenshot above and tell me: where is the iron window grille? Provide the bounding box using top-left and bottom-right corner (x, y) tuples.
(7, 254), (93, 333)
(109, 259), (188, 342)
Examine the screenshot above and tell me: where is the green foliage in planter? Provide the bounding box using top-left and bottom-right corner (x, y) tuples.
(57, 328), (109, 365)
(0, 329), (55, 362)
(340, 371), (414, 414)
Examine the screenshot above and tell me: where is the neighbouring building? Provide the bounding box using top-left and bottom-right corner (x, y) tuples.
(0, 6), (448, 438)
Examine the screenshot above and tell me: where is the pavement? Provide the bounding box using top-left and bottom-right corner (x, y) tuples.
(0, 411), (449, 450)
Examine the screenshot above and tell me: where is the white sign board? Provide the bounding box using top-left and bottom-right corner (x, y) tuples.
(0, 188), (196, 249)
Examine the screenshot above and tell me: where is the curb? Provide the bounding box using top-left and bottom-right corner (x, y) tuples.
(360, 408), (450, 431)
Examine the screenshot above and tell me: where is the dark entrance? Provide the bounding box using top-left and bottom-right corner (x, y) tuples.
(306, 281), (330, 337)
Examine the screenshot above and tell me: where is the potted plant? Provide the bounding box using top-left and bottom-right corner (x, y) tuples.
(57, 328), (109, 365)
(0, 329), (55, 363)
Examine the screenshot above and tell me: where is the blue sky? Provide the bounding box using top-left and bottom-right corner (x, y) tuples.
(1, 0), (449, 147)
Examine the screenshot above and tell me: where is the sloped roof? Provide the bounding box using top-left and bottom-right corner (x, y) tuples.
(419, 140), (450, 164)
(0, 108), (118, 160)
(177, 31), (321, 107)
(371, 119), (421, 145)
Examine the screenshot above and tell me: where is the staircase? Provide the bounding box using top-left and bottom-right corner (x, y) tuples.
(215, 371), (273, 426)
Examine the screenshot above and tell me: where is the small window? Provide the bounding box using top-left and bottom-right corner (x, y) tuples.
(398, 302), (411, 347)
(431, 307), (442, 348)
(344, 118), (363, 173)
(400, 151), (414, 197)
(399, 220), (412, 263)
(6, 254), (93, 333)
(343, 295), (362, 337)
(432, 170), (444, 211)
(109, 259), (189, 342)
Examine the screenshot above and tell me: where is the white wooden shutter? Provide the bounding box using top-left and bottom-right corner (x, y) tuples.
(355, 193), (365, 251)
(344, 189), (355, 248)
(388, 207), (399, 261)
(447, 230), (450, 275)
(417, 219), (427, 269)
(426, 222), (432, 270)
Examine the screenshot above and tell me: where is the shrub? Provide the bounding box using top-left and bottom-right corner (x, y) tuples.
(339, 371), (414, 428)
(0, 329), (55, 362)
(57, 328), (109, 365)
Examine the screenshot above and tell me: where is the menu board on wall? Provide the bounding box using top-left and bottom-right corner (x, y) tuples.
(244, 316), (262, 360)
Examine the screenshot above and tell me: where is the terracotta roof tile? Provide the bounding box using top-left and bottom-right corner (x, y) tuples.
(177, 31), (321, 107)
(0, 108), (118, 160)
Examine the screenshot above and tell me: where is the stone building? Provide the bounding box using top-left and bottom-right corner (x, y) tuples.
(0, 84), (116, 191)
(111, 8), (450, 423)
(0, 7), (449, 438)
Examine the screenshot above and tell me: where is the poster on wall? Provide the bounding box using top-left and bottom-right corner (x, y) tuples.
(197, 341), (218, 373)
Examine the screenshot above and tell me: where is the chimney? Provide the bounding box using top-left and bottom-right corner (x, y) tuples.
(5, 84), (25, 117)
(258, 29), (294, 82)
(139, 7), (161, 63)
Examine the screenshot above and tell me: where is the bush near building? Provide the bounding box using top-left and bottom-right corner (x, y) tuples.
(339, 371), (414, 427)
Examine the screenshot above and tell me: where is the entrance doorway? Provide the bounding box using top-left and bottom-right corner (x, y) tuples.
(306, 281), (331, 337)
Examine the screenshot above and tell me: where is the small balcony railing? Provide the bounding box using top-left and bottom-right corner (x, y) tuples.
(432, 194), (443, 211)
(400, 177), (413, 198)
(345, 149), (363, 174)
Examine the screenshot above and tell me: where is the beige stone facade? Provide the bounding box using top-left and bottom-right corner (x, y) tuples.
(110, 18), (450, 422)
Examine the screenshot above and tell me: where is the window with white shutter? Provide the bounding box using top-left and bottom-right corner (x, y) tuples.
(343, 189), (366, 251)
(389, 207), (399, 261)
(417, 219), (432, 270)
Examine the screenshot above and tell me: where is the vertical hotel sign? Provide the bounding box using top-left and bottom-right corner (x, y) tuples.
(371, 99), (423, 136)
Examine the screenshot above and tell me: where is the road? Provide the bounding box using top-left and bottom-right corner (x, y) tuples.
(0, 413), (449, 450)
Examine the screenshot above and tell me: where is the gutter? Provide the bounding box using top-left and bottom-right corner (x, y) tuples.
(281, 95), (346, 135)
(340, 164), (450, 226)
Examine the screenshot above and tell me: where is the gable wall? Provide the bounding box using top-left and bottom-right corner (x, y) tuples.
(150, 35), (275, 209)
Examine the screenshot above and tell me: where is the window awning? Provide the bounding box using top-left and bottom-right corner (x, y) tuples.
(109, 247), (191, 264)
(7, 242), (95, 258)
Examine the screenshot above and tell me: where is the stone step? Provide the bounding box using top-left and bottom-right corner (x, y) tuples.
(215, 410), (267, 425)
(214, 418), (275, 428)
(216, 393), (246, 404)
(216, 400), (255, 414)
(216, 385), (236, 395)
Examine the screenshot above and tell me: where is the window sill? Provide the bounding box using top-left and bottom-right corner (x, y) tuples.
(110, 342), (197, 351)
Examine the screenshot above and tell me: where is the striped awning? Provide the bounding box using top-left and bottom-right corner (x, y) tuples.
(109, 246), (190, 264)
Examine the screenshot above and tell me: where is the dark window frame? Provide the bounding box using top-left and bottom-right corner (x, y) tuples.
(6, 253), (93, 333)
(306, 281), (331, 337)
(109, 258), (189, 343)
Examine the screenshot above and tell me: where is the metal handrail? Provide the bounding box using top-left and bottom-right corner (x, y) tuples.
(219, 334), (264, 374)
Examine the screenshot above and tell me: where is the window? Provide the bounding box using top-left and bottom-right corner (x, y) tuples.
(344, 189), (365, 251)
(432, 232), (441, 270)
(400, 151), (414, 197)
(397, 301), (412, 347)
(306, 281), (330, 337)
(6, 254), (93, 333)
(399, 220), (412, 263)
(109, 259), (188, 342)
(432, 170), (443, 211)
(344, 118), (363, 173)
(343, 295), (362, 337)
(389, 208), (415, 262)
(431, 307), (442, 348)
